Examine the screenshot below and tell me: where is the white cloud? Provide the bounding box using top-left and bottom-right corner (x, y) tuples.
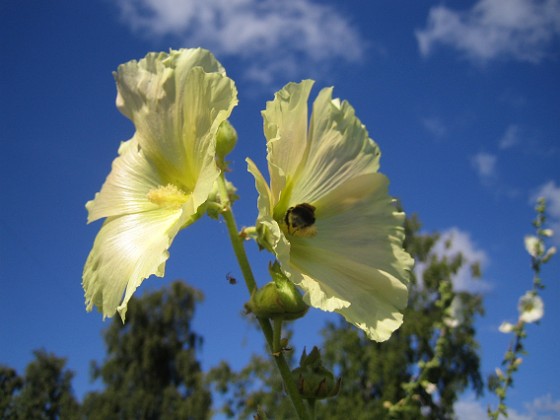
(416, 0), (560, 64)
(421, 117), (447, 139)
(525, 394), (560, 418)
(532, 180), (560, 244)
(454, 397), (491, 420)
(115, 0), (364, 83)
(415, 227), (491, 293)
(455, 394), (560, 420)
(471, 152), (520, 198)
(499, 124), (521, 149)
(471, 152), (497, 180)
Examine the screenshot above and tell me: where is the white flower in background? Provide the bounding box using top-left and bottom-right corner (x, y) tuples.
(444, 296), (466, 328)
(422, 381), (437, 395)
(543, 246), (557, 263)
(518, 292), (544, 323)
(83, 48), (238, 320)
(248, 80), (413, 342)
(524, 235), (543, 257)
(541, 228), (554, 237)
(498, 321), (515, 333)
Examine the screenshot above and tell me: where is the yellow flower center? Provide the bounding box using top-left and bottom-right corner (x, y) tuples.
(147, 184), (190, 210)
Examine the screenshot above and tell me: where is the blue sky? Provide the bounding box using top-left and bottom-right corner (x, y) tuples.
(1, 0), (559, 418)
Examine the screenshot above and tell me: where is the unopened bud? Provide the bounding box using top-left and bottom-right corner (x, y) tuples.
(216, 120), (237, 164)
(291, 347), (341, 400)
(245, 262), (308, 321)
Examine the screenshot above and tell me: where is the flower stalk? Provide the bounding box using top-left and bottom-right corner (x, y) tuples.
(217, 173), (312, 420)
(488, 197), (554, 419)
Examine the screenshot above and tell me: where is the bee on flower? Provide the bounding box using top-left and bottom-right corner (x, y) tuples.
(247, 80), (413, 341)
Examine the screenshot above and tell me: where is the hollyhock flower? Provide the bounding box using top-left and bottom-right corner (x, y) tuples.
(83, 49), (237, 320)
(247, 80), (413, 341)
(518, 291), (544, 323)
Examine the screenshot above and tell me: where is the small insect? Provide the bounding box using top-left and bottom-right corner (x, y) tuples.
(226, 273), (237, 285)
(284, 203), (317, 236)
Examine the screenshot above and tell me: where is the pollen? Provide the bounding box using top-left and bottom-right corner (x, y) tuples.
(147, 184), (190, 209)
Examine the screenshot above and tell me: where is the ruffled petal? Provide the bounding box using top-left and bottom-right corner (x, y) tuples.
(83, 208), (184, 320)
(291, 87), (381, 205)
(262, 80), (314, 203)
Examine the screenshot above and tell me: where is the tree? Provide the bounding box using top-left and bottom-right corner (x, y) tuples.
(82, 281), (212, 420)
(0, 365), (23, 418)
(0, 350), (79, 420)
(208, 215), (484, 419)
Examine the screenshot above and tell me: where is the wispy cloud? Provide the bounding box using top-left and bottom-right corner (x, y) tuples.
(115, 0), (364, 83)
(433, 228), (491, 292)
(532, 180), (560, 244)
(524, 394), (560, 418)
(471, 152), (497, 181)
(415, 227), (491, 293)
(416, 0), (560, 64)
(499, 124), (521, 149)
(470, 151), (520, 197)
(421, 116), (447, 139)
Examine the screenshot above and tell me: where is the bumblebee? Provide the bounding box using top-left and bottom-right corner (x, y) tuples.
(284, 203), (317, 237)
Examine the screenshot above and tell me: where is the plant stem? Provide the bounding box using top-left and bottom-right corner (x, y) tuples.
(307, 399), (316, 420)
(217, 174), (311, 420)
(272, 318), (283, 355)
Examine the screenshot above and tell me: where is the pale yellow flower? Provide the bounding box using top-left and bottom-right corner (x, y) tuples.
(248, 80), (413, 341)
(83, 49), (237, 320)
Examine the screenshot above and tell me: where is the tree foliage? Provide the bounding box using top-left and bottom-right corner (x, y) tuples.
(0, 350), (79, 419)
(81, 281), (212, 420)
(208, 215), (485, 419)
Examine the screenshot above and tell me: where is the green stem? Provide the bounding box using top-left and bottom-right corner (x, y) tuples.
(307, 399), (316, 420)
(273, 318), (283, 355)
(217, 174), (311, 420)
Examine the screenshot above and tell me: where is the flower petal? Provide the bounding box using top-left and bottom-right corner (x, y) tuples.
(262, 80), (314, 203)
(290, 87), (381, 206)
(86, 137), (165, 222)
(247, 158), (273, 218)
(83, 208), (184, 320)
(247, 158), (292, 256)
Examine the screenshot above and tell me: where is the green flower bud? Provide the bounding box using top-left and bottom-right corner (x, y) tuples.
(204, 178), (238, 220)
(291, 347), (341, 400)
(216, 120), (237, 165)
(245, 262), (308, 321)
